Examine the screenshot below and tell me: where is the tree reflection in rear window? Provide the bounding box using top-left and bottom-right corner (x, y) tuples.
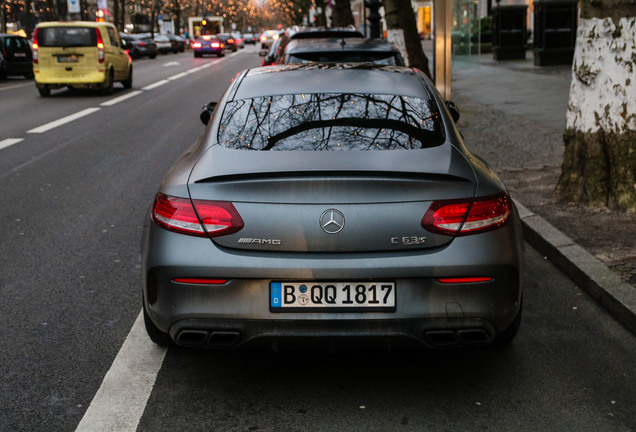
(217, 93), (444, 151)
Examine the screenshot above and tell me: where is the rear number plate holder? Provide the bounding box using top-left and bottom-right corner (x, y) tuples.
(270, 281), (396, 312)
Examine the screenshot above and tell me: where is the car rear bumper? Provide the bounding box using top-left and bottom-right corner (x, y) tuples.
(0, 61), (33, 76)
(34, 69), (106, 85)
(142, 217), (524, 348)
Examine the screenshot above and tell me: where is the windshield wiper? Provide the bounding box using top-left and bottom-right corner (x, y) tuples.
(264, 117), (443, 150)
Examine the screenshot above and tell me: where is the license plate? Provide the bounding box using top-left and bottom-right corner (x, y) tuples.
(57, 55), (79, 63)
(14, 52), (26, 57)
(270, 281), (396, 312)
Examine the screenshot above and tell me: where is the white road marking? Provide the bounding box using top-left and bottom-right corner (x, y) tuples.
(142, 80), (169, 90)
(163, 61), (180, 67)
(0, 138), (24, 150)
(100, 90), (143, 107)
(168, 72), (189, 80)
(74, 310), (167, 432)
(27, 108), (101, 134)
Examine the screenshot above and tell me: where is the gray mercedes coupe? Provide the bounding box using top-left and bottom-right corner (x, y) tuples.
(141, 64), (524, 349)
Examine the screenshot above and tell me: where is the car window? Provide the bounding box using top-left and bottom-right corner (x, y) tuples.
(287, 52), (401, 65)
(5, 37), (27, 50)
(107, 28), (119, 46)
(217, 93), (444, 151)
(37, 27), (97, 47)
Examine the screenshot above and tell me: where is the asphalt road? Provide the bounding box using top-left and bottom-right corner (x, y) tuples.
(1, 46), (635, 432)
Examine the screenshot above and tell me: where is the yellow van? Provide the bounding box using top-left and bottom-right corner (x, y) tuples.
(33, 21), (132, 97)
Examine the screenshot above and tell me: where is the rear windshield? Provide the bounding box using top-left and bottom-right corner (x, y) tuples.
(3, 36), (30, 51)
(217, 93), (444, 151)
(37, 27), (97, 47)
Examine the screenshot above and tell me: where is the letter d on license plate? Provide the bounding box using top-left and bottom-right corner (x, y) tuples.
(270, 281), (396, 312)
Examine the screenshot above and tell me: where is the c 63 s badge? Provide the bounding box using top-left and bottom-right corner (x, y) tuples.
(391, 236), (427, 246)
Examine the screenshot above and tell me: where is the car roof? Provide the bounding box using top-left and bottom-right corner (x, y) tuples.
(285, 38), (401, 55)
(36, 21), (114, 28)
(233, 64), (428, 100)
(289, 27), (364, 40)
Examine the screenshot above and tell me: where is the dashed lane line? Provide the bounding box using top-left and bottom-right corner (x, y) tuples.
(100, 90), (144, 107)
(74, 310), (167, 432)
(0, 138), (24, 150)
(142, 79), (169, 90)
(27, 107), (102, 134)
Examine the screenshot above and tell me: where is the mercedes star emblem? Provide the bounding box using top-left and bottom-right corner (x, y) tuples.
(320, 209), (345, 234)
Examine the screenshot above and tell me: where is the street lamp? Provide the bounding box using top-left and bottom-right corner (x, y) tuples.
(365, 0), (382, 39)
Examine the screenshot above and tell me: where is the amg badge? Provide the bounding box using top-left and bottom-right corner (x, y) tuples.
(238, 238), (282, 245)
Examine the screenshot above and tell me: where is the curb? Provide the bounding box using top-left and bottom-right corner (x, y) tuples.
(514, 200), (636, 335)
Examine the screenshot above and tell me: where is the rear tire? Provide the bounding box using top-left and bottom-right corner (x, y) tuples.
(143, 300), (172, 347)
(102, 70), (114, 95)
(122, 66), (133, 89)
(37, 85), (51, 97)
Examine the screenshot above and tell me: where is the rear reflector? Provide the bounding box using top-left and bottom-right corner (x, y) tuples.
(438, 277), (493, 284)
(172, 278), (228, 285)
(422, 192), (512, 236)
(152, 193), (243, 238)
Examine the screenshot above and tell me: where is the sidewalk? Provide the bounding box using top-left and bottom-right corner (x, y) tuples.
(440, 49), (636, 335)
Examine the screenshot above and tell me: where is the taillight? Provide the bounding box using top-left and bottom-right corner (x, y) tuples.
(152, 193), (244, 238)
(260, 35), (266, 41)
(193, 42), (202, 48)
(32, 28), (39, 63)
(138, 41), (146, 47)
(421, 192), (512, 236)
(211, 43), (219, 48)
(95, 28), (105, 63)
(228, 38), (234, 44)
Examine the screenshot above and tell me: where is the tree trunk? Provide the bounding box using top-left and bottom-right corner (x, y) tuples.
(383, 0), (431, 79)
(556, 0), (636, 210)
(331, 0), (355, 27)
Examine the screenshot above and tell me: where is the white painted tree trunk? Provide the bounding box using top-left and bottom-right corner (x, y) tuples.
(566, 17), (636, 134)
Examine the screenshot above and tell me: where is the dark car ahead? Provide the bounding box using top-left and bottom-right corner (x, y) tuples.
(216, 33), (237, 52)
(283, 38), (405, 65)
(120, 33), (158, 59)
(260, 26), (364, 66)
(192, 35), (225, 57)
(0, 33), (33, 79)
(243, 33), (257, 44)
(142, 64), (524, 351)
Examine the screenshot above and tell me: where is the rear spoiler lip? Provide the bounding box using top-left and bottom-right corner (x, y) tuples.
(194, 170), (471, 184)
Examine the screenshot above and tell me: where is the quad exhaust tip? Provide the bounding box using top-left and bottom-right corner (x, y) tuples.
(176, 329), (242, 347)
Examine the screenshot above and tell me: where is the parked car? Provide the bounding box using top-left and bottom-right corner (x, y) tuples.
(154, 34), (172, 54)
(165, 34), (185, 53)
(142, 64), (524, 350)
(0, 33), (33, 79)
(32, 21), (132, 96)
(192, 35), (225, 57)
(282, 38), (405, 65)
(120, 33), (158, 59)
(243, 33), (257, 44)
(259, 29), (279, 50)
(216, 33), (237, 52)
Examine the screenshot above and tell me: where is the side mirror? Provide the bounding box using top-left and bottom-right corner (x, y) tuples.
(258, 49), (269, 57)
(446, 101), (460, 123)
(200, 102), (217, 126)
